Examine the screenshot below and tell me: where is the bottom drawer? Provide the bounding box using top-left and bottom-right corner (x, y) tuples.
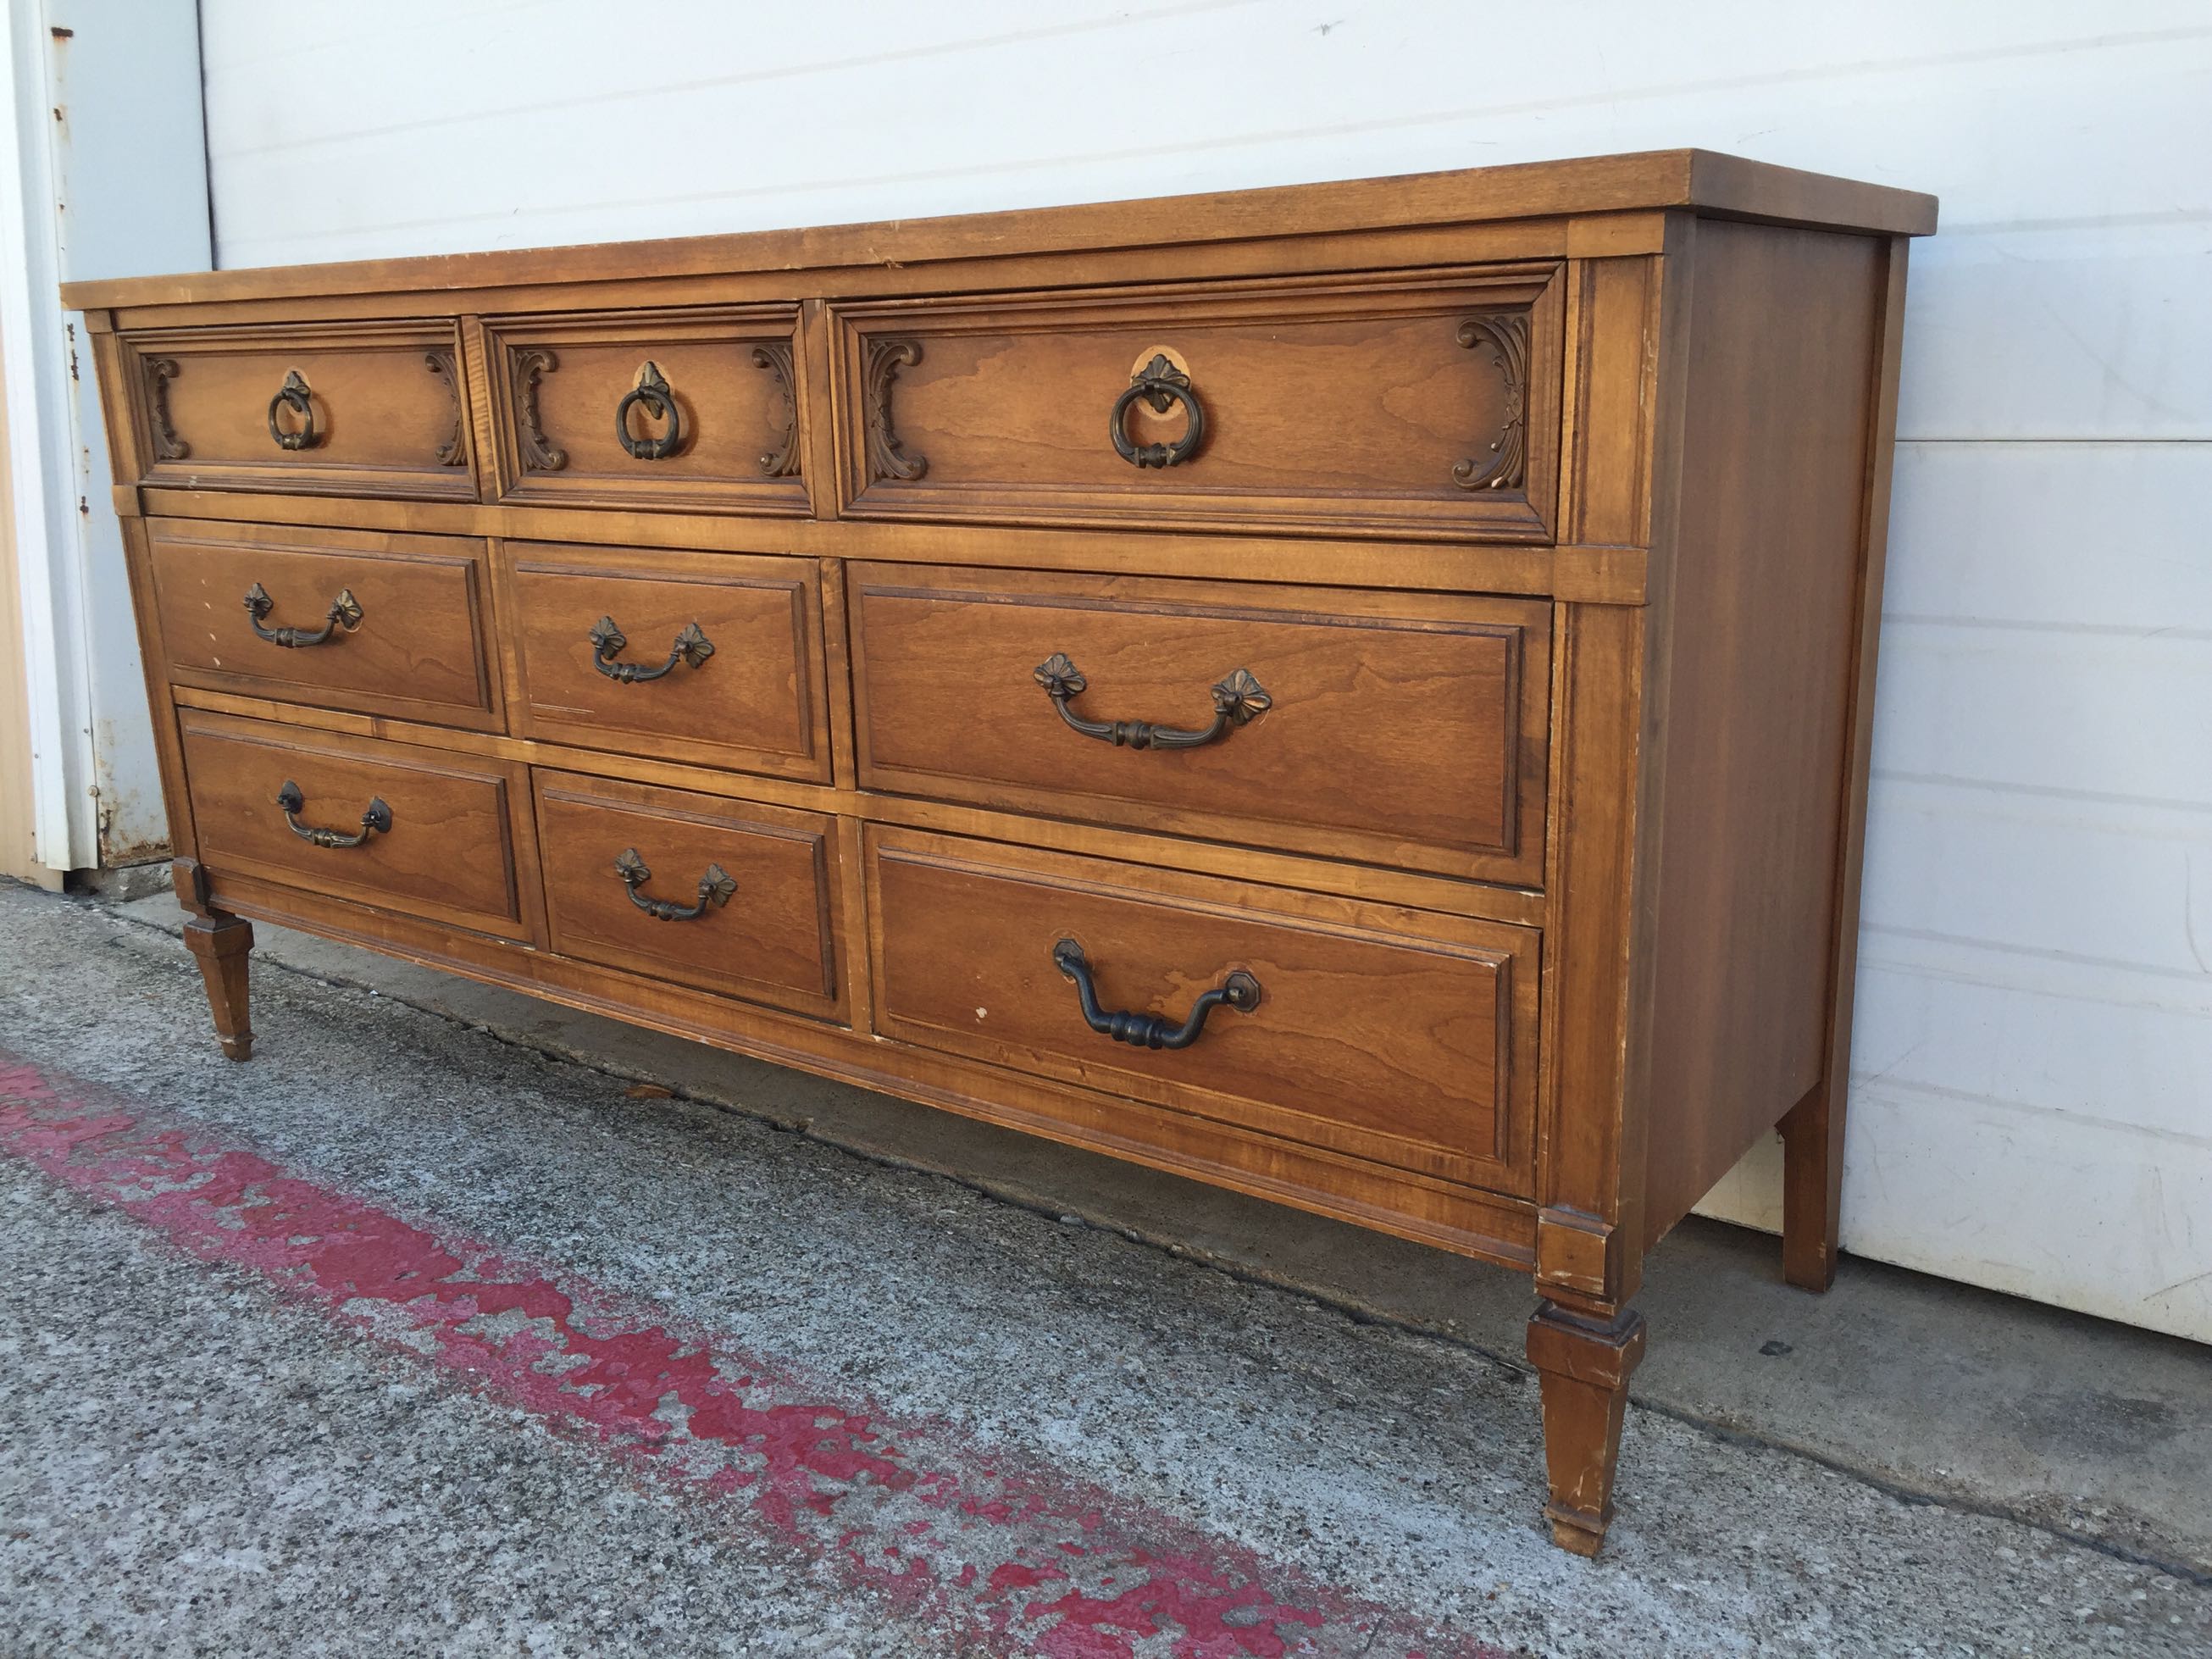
(865, 826), (1538, 1194)
(178, 709), (535, 940)
(533, 771), (845, 1023)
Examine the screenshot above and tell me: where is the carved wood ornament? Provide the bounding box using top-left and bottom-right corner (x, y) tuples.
(863, 337), (927, 482)
(424, 350), (468, 466)
(143, 355), (187, 461)
(513, 347), (566, 471)
(751, 341), (800, 478)
(1453, 312), (1529, 491)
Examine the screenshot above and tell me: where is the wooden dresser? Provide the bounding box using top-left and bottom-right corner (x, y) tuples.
(64, 150), (1935, 1556)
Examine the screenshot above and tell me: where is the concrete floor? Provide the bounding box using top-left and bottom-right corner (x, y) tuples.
(1, 879), (2207, 1656)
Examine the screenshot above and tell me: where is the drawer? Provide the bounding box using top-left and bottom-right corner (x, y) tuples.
(834, 267), (1561, 541)
(534, 772), (845, 1023)
(124, 321), (475, 500)
(178, 711), (537, 940)
(850, 565), (1550, 885)
(865, 827), (1538, 1194)
(501, 542), (830, 782)
(147, 519), (498, 729)
(484, 308), (809, 513)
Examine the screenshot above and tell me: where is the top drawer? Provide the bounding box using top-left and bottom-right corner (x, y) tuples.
(482, 307), (809, 515)
(832, 266), (1562, 541)
(123, 322), (476, 501)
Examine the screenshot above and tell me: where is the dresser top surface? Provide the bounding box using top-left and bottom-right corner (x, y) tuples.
(61, 148), (1935, 313)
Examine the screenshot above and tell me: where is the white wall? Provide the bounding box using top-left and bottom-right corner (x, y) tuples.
(192, 1), (2212, 1340)
(1, 0), (207, 872)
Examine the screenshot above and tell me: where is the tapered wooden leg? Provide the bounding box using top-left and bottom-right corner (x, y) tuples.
(1779, 1080), (1843, 1291)
(1527, 1301), (1646, 1556)
(183, 913), (255, 1061)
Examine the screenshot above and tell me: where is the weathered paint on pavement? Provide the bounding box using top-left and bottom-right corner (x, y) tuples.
(0, 1048), (1500, 1658)
(1, 879), (2208, 1656)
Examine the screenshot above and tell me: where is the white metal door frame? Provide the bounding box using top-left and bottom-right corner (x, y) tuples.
(0, 0), (208, 874)
(0, 0), (92, 870)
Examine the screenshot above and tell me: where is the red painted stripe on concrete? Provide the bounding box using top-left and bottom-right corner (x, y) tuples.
(0, 1051), (1505, 1658)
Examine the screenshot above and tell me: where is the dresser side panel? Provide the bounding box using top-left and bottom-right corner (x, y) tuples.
(1638, 221), (1888, 1245)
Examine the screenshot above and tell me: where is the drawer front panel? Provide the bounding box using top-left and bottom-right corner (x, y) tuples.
(485, 308), (809, 513)
(503, 543), (829, 781)
(148, 519), (497, 728)
(851, 565), (1549, 884)
(125, 322), (474, 499)
(834, 267), (1561, 541)
(534, 772), (843, 1022)
(179, 712), (534, 940)
(866, 828), (1538, 1193)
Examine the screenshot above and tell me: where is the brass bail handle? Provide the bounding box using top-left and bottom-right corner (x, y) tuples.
(274, 780), (391, 849)
(267, 368), (319, 451)
(589, 615), (714, 683)
(1051, 939), (1261, 1051)
(615, 360), (684, 460)
(244, 581), (363, 648)
(1033, 652), (1268, 750)
(1111, 352), (1205, 469)
(613, 846), (736, 921)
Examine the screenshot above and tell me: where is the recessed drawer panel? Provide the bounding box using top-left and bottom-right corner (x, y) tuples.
(850, 564), (1549, 885)
(147, 519), (497, 729)
(534, 771), (844, 1023)
(866, 827), (1538, 1194)
(124, 322), (475, 500)
(178, 712), (534, 940)
(485, 308), (809, 513)
(834, 267), (1561, 541)
(502, 542), (829, 781)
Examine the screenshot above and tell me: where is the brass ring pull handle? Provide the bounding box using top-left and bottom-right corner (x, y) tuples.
(1110, 353), (1205, 469)
(266, 369), (319, 451)
(590, 616), (714, 683)
(275, 780), (391, 849)
(244, 581), (363, 648)
(613, 847), (735, 921)
(1051, 939), (1261, 1051)
(1033, 653), (1269, 751)
(614, 360), (684, 460)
